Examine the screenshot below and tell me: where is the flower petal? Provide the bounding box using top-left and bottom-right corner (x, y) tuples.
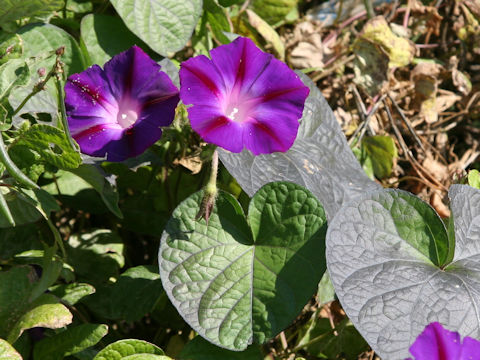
(409, 322), (462, 360)
(209, 37), (272, 95)
(179, 54), (226, 108)
(72, 123), (124, 159)
(67, 46), (179, 162)
(104, 45), (178, 102)
(460, 336), (480, 360)
(65, 64), (118, 134)
(247, 55), (310, 108)
(244, 109), (299, 155)
(187, 105), (244, 153)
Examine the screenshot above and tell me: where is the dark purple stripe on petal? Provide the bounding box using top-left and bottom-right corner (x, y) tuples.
(259, 86), (308, 103)
(141, 92), (180, 110)
(200, 115), (230, 136)
(73, 123), (118, 141)
(182, 62), (220, 96)
(252, 121), (282, 148)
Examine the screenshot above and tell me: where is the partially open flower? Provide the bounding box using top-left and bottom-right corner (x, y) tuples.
(406, 322), (480, 360)
(179, 37), (309, 155)
(65, 46), (179, 161)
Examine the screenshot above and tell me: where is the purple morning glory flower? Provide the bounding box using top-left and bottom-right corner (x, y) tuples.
(65, 46), (179, 162)
(179, 37), (309, 155)
(406, 322), (480, 360)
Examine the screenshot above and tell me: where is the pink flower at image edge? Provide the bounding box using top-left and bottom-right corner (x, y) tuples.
(179, 36), (310, 156)
(65, 46), (180, 162)
(406, 322), (480, 360)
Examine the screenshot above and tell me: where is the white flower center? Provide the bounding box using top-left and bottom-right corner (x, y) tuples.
(228, 107), (239, 120)
(117, 109), (138, 128)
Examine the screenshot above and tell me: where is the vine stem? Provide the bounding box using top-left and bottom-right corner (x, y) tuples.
(0, 190), (14, 226)
(196, 148), (218, 224)
(0, 132), (38, 189)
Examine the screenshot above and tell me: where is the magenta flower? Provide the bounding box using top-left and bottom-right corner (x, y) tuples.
(65, 46), (179, 161)
(406, 322), (480, 360)
(179, 37), (309, 155)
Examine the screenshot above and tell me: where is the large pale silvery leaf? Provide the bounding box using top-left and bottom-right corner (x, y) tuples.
(219, 72), (380, 221)
(109, 0), (202, 56)
(159, 182), (327, 350)
(326, 185), (480, 359)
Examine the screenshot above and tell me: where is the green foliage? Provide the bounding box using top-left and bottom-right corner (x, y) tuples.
(49, 283), (96, 306)
(70, 164), (123, 217)
(13, 124), (81, 170)
(0, 33), (23, 65)
(0, 188), (59, 228)
(0, 59), (29, 101)
(7, 294), (72, 343)
(361, 135), (398, 179)
(160, 182), (327, 350)
(66, 229), (124, 285)
(84, 266), (163, 322)
(0, 0), (63, 24)
(250, 0), (298, 25)
(80, 14), (154, 66)
(0, 338), (22, 360)
(110, 0), (203, 56)
(33, 324), (108, 360)
(203, 0), (230, 44)
(218, 0), (244, 6)
(94, 339), (166, 360)
(468, 169), (480, 189)
(297, 317), (368, 359)
(180, 336), (263, 360)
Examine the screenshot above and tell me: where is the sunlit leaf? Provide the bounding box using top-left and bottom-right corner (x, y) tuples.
(94, 339), (166, 360)
(361, 135), (398, 179)
(159, 182), (327, 350)
(80, 14), (154, 66)
(110, 0), (202, 56)
(33, 324), (108, 360)
(326, 185), (480, 358)
(0, 338), (22, 360)
(0, 0), (63, 24)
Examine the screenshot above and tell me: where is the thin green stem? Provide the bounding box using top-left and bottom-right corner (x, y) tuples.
(0, 190), (14, 226)
(292, 328), (335, 352)
(12, 67), (56, 118)
(0, 133), (38, 189)
(55, 70), (77, 150)
(207, 148), (219, 190)
(46, 218), (66, 259)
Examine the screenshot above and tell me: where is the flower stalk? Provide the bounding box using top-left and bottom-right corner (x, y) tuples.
(196, 148), (218, 224)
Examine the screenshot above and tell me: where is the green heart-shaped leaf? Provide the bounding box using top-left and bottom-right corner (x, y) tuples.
(159, 182), (327, 350)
